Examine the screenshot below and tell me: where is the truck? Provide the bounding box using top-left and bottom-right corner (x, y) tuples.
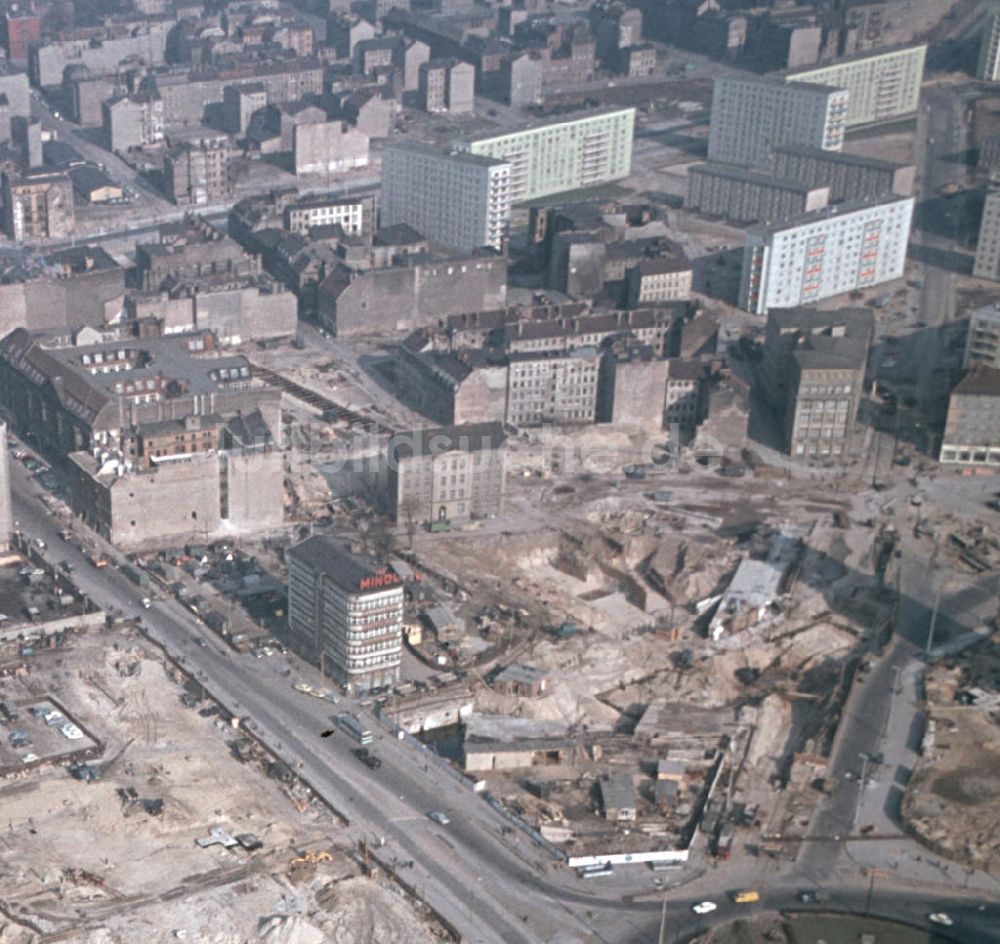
(337, 713), (373, 744)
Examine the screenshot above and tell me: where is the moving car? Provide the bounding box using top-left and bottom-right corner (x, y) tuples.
(731, 890), (760, 904)
(927, 914), (954, 927)
(353, 748), (382, 769)
(692, 902), (717, 915)
(797, 890), (824, 904)
(428, 811), (450, 826)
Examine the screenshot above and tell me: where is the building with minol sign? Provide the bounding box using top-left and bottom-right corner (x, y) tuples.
(287, 536), (404, 692)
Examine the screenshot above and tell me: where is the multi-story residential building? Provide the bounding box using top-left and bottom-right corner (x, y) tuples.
(978, 6), (1000, 82)
(164, 141), (234, 207)
(687, 163), (829, 224)
(381, 142), (511, 252)
(293, 121), (370, 177)
(135, 216), (260, 291)
(738, 195), (914, 315)
(1, 169), (74, 241)
(29, 20), (170, 87)
(464, 107), (635, 203)
(1, 9), (40, 62)
(770, 144), (915, 203)
(385, 421), (507, 525)
(0, 420), (10, 550)
(419, 58), (475, 113)
(223, 82), (267, 135)
(0, 329), (283, 546)
(286, 536), (404, 691)
(285, 194), (375, 238)
(784, 44), (926, 128)
(625, 257), (694, 305)
(963, 304), (1000, 369)
(974, 190), (1000, 281)
(102, 92), (164, 153)
(760, 306), (873, 458)
(506, 347), (602, 426)
(663, 359), (704, 443)
(707, 75), (848, 168)
(940, 368), (1000, 465)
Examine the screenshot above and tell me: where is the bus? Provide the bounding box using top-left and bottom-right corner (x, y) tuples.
(337, 713), (373, 745)
(577, 863), (613, 879)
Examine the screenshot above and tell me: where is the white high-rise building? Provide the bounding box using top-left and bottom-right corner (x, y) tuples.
(978, 6), (1000, 82)
(739, 195), (914, 314)
(380, 142), (511, 253)
(974, 190), (1000, 281)
(707, 75), (849, 168)
(286, 537), (404, 692)
(0, 422), (10, 551)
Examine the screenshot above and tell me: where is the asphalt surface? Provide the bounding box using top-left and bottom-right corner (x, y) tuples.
(8, 445), (1000, 944)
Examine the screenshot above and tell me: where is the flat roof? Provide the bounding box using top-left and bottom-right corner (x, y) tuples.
(783, 41), (927, 77)
(689, 162), (827, 194)
(384, 140), (509, 169)
(954, 368), (1000, 397)
(772, 143), (909, 173)
(464, 105), (636, 145)
(287, 536), (402, 595)
(748, 193), (913, 236)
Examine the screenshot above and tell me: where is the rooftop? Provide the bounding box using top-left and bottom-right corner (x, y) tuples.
(287, 537), (402, 596)
(389, 421), (507, 459)
(954, 367), (1000, 397)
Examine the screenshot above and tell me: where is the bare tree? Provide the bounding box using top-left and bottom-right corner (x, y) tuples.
(400, 495), (422, 550)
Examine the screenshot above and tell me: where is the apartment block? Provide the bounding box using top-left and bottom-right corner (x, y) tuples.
(625, 257), (694, 305)
(963, 304), (1000, 369)
(940, 369), (1000, 466)
(506, 347), (602, 426)
(2, 170), (74, 241)
(738, 195), (914, 315)
(102, 93), (164, 153)
(978, 7), (1000, 82)
(0, 329), (283, 546)
(464, 107), (635, 203)
(223, 82), (267, 135)
(385, 421), (507, 525)
(286, 536), (404, 691)
(974, 190), (1000, 281)
(164, 142), (234, 207)
(770, 144), (915, 203)
(784, 44), (925, 128)
(687, 162), (829, 224)
(285, 195), (375, 238)
(419, 58), (475, 114)
(381, 142), (511, 252)
(663, 359), (705, 443)
(293, 121), (370, 177)
(707, 75), (848, 168)
(760, 306), (873, 458)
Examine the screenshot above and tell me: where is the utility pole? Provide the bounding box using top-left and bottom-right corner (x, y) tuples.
(657, 890), (668, 944)
(865, 868), (887, 916)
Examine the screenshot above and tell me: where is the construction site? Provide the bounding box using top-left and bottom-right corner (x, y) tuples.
(904, 634), (1000, 873)
(0, 608), (448, 944)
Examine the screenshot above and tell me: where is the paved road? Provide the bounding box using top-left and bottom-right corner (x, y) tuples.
(8, 453), (1000, 944)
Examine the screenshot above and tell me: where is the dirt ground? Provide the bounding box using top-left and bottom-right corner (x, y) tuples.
(0, 626), (440, 943)
(904, 646), (1000, 871)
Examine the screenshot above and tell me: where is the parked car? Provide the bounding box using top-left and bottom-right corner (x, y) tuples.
(60, 722), (83, 740)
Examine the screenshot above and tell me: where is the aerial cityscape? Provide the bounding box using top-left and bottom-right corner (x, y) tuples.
(0, 0), (997, 943)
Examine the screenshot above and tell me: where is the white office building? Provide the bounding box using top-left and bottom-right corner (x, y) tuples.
(979, 6), (1000, 82)
(381, 142), (511, 253)
(738, 195), (914, 314)
(974, 190), (1000, 281)
(707, 75), (849, 168)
